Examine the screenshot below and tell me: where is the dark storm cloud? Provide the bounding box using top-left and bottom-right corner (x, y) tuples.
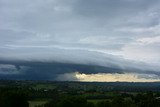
(0, 61), (123, 80)
(0, 0), (160, 80)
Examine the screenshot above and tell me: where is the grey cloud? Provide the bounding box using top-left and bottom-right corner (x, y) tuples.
(0, 64), (28, 75)
(0, 64), (18, 74)
(137, 74), (160, 80)
(0, 47), (159, 74)
(74, 0), (154, 16)
(55, 72), (79, 81)
(0, 0), (160, 80)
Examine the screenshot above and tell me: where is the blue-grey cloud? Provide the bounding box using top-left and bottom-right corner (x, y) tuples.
(0, 0), (160, 80)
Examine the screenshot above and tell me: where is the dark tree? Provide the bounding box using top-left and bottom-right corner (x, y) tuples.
(0, 91), (29, 107)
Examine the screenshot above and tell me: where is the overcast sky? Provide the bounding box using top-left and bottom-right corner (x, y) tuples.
(0, 0), (160, 81)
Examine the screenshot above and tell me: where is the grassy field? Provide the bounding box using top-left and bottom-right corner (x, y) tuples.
(87, 99), (108, 104)
(29, 101), (47, 107)
(32, 84), (57, 90)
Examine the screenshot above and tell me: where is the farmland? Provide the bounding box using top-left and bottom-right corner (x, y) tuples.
(1, 80), (160, 107)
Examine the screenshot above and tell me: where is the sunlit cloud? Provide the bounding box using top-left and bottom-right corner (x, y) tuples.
(56, 72), (160, 82)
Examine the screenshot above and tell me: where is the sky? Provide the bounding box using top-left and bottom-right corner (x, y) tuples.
(0, 0), (160, 82)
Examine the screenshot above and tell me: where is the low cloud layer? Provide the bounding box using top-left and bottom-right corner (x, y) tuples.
(56, 72), (160, 82)
(0, 0), (160, 81)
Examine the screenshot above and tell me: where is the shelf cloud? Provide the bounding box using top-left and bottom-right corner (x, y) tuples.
(0, 0), (160, 81)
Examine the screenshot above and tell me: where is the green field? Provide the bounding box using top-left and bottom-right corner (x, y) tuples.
(87, 99), (107, 104)
(32, 84), (57, 90)
(29, 101), (47, 107)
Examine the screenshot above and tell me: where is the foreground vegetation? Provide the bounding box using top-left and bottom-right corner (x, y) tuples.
(0, 80), (160, 107)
